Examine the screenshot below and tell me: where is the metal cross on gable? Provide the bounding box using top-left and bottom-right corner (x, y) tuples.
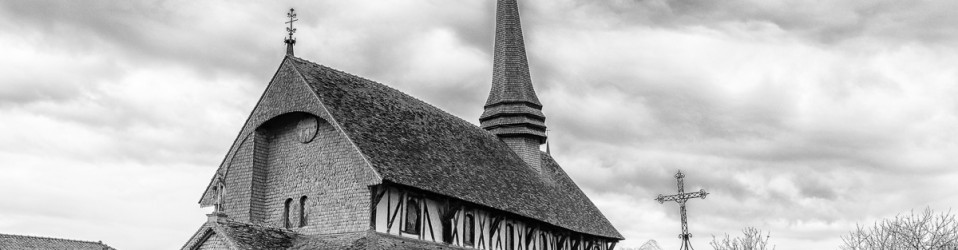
(284, 8), (298, 56)
(656, 170), (709, 250)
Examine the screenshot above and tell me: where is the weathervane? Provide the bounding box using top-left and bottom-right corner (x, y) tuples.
(656, 170), (709, 250)
(285, 8), (298, 56)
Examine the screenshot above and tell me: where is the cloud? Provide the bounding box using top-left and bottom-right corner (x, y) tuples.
(551, 0), (958, 45)
(2, 0), (958, 250)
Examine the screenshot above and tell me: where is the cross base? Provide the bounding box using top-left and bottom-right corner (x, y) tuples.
(679, 233), (694, 250)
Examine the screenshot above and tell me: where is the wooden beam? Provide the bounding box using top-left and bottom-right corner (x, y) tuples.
(440, 200), (462, 221)
(387, 191), (405, 233)
(525, 225), (536, 247)
(452, 210), (460, 246)
(490, 216), (504, 236)
(516, 225), (524, 250)
(478, 214), (487, 248)
(571, 235), (580, 250)
(424, 201), (434, 242)
(556, 233), (567, 250)
(369, 186), (387, 230)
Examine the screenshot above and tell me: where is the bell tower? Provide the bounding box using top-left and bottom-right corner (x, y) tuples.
(480, 0), (547, 172)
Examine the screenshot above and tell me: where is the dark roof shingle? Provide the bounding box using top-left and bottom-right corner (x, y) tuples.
(288, 57), (622, 239)
(217, 220), (296, 250)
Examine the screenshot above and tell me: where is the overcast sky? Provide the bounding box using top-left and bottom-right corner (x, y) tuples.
(2, 0), (958, 249)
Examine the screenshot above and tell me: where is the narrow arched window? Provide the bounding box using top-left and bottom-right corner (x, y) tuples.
(298, 196), (307, 227)
(212, 185), (222, 212)
(464, 214), (475, 247)
(283, 198), (293, 228)
(403, 196), (421, 235)
(506, 224), (515, 250)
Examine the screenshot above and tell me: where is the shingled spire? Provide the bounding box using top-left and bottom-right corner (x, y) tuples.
(480, 0), (547, 172)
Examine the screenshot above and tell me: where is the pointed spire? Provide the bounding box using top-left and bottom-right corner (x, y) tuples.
(480, 0), (547, 171)
(484, 0), (541, 107)
(285, 8), (298, 56)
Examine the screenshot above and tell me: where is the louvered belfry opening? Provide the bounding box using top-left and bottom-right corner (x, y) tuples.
(480, 0), (547, 172)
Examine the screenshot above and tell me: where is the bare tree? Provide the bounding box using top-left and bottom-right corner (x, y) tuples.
(710, 227), (775, 250)
(841, 207), (958, 250)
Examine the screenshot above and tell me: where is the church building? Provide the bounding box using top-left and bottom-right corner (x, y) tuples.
(181, 0), (622, 249)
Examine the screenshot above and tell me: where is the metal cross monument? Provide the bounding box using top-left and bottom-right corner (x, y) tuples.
(656, 170), (709, 250)
(284, 8), (298, 56)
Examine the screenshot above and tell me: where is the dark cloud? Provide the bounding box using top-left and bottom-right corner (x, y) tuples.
(559, 0), (958, 45)
(3, 0), (958, 249)
(0, 0), (280, 80)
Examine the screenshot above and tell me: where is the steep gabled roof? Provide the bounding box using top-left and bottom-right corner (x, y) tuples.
(0, 233), (115, 250)
(288, 57), (622, 239)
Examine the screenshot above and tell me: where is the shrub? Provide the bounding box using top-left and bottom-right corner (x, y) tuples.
(710, 227), (775, 250)
(841, 207), (958, 250)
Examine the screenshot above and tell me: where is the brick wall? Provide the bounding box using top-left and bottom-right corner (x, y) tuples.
(213, 60), (380, 236)
(258, 113), (372, 234)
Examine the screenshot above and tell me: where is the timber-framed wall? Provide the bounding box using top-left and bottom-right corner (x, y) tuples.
(371, 184), (617, 250)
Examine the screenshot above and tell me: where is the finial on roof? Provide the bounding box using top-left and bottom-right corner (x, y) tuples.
(285, 8), (298, 56)
(546, 129), (551, 155)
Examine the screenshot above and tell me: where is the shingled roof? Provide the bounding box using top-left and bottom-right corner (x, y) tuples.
(0, 233), (115, 250)
(216, 220), (296, 249)
(181, 217), (298, 250)
(287, 57), (622, 239)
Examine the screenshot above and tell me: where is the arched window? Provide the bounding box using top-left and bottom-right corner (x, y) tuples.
(298, 196), (307, 227)
(506, 224), (515, 250)
(403, 196), (421, 235)
(464, 214), (475, 247)
(283, 198), (293, 228)
(212, 185), (222, 212)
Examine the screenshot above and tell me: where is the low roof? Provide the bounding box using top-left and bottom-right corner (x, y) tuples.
(216, 220), (296, 249)
(289, 57), (622, 239)
(0, 233), (115, 250)
(182, 219), (296, 250)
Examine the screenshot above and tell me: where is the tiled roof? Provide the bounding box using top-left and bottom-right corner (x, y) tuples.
(290, 235), (369, 250)
(288, 57), (622, 239)
(216, 220), (296, 250)
(0, 233), (115, 250)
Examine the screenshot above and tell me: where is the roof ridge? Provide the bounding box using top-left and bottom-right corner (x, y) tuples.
(287, 56), (484, 131)
(0, 233), (108, 245)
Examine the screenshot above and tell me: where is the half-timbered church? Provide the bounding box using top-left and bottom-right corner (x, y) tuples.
(181, 0), (623, 249)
